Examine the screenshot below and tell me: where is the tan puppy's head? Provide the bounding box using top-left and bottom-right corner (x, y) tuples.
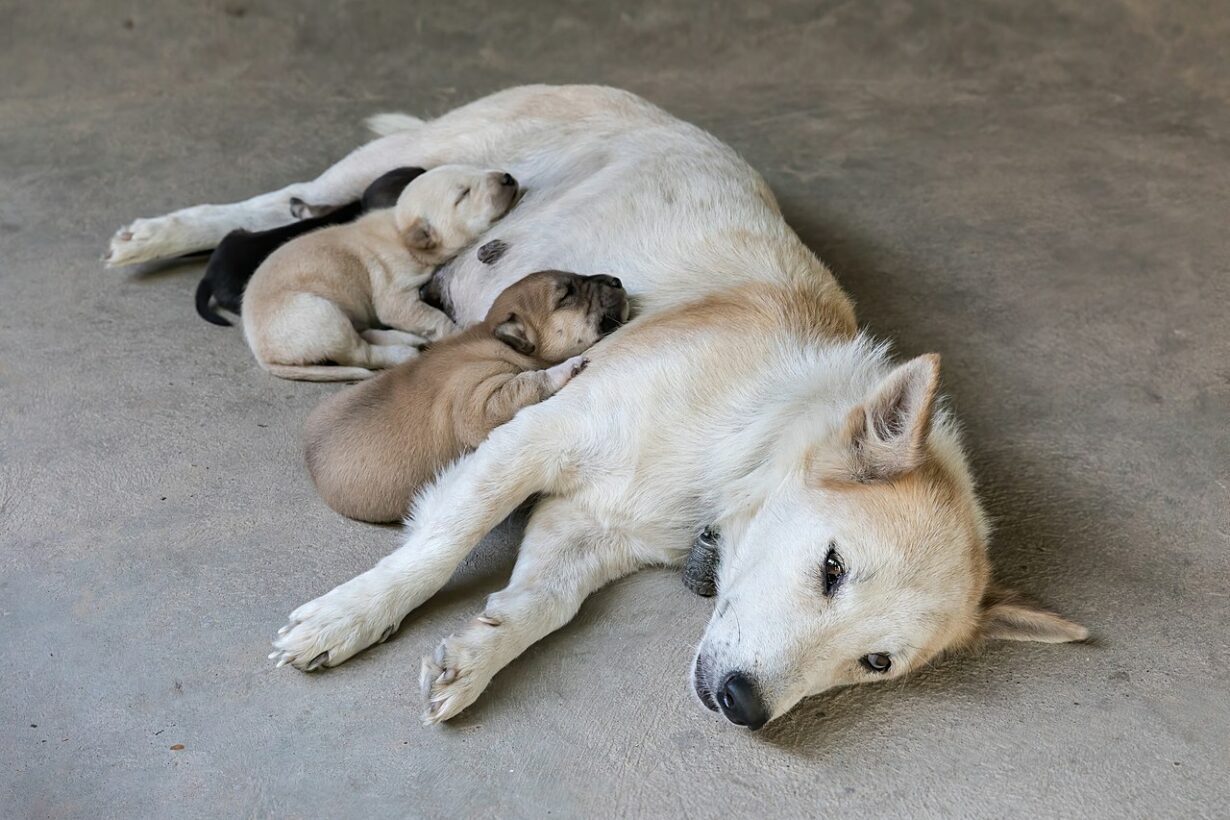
(482, 270), (630, 364)
(692, 354), (1088, 729)
(393, 164), (520, 263)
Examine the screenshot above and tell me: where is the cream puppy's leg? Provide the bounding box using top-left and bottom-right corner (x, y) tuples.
(420, 496), (641, 723)
(375, 292), (457, 342)
(270, 403), (578, 670)
(254, 294), (418, 381)
(360, 328), (428, 347)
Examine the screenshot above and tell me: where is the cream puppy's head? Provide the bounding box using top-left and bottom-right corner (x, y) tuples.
(394, 165), (520, 263)
(692, 354), (1088, 730)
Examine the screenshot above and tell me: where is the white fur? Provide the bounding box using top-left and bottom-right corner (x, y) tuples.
(110, 85), (1082, 726)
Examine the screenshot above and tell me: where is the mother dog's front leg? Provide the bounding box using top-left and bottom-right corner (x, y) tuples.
(421, 496), (642, 723)
(269, 407), (576, 671)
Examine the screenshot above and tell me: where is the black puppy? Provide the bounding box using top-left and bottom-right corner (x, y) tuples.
(195, 166), (426, 326)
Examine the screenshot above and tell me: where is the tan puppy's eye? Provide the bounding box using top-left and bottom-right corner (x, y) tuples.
(558, 281), (577, 306)
(455, 188), (471, 205)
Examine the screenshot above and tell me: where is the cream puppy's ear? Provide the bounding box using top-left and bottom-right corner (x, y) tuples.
(493, 313), (536, 355)
(402, 217), (439, 252)
(978, 584), (1089, 643)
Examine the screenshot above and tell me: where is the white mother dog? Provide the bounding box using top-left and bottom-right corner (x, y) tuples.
(108, 85), (1086, 729)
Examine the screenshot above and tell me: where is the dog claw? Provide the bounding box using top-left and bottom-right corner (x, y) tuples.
(275, 656), (289, 669)
(306, 651), (329, 671)
(476, 613), (500, 626)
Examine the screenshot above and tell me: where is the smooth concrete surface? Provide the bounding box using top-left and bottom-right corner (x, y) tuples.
(2, 1), (1228, 817)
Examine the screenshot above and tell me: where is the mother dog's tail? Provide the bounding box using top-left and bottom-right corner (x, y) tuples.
(365, 113), (425, 137)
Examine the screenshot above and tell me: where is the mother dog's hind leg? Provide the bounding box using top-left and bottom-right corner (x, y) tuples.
(421, 496), (642, 723)
(269, 403), (580, 672)
(106, 126), (434, 267)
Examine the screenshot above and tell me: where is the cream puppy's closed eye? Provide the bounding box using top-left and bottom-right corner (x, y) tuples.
(395, 166), (520, 264)
(239, 165), (519, 381)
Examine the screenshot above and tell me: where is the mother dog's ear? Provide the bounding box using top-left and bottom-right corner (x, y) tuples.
(494, 313), (536, 356)
(818, 354), (942, 483)
(978, 584), (1089, 643)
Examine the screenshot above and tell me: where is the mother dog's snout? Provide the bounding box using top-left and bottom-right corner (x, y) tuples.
(717, 672), (770, 730)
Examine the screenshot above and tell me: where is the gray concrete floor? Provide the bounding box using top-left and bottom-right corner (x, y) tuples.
(3, 1), (1228, 817)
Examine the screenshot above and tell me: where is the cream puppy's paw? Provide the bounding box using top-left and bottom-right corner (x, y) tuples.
(420, 626), (502, 724)
(269, 581), (398, 671)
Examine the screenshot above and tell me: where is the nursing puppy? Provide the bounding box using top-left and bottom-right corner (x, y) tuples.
(304, 271), (628, 525)
(242, 165), (520, 381)
(195, 166), (426, 326)
(108, 86), (1087, 729)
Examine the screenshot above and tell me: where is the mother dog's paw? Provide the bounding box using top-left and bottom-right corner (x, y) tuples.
(268, 586), (397, 671)
(419, 632), (498, 724)
(104, 216), (187, 267)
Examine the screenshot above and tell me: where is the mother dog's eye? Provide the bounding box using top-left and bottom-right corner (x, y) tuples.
(822, 545), (845, 597)
(861, 653), (892, 673)
(455, 187), (471, 205)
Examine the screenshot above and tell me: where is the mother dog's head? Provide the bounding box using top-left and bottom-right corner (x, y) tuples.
(692, 354), (1087, 729)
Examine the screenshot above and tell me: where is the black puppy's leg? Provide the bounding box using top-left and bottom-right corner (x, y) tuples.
(683, 527), (721, 598)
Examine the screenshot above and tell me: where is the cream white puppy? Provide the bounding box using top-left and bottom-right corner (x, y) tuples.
(107, 85), (1087, 729)
(242, 165), (520, 381)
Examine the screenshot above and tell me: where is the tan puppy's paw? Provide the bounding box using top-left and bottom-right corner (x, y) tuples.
(543, 355), (589, 393)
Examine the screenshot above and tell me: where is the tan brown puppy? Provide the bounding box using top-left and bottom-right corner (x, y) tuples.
(304, 271), (629, 523)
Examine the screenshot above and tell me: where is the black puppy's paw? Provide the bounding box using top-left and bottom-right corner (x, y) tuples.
(683, 527), (720, 597)
(477, 239), (510, 264)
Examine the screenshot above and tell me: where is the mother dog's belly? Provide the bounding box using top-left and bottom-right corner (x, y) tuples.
(434, 114), (787, 325)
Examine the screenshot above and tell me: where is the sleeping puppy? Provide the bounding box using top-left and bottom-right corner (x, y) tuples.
(195, 166), (427, 326)
(303, 270), (628, 523)
(242, 165), (520, 381)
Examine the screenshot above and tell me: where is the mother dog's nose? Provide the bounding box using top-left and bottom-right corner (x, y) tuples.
(500, 173), (517, 187)
(718, 672), (769, 730)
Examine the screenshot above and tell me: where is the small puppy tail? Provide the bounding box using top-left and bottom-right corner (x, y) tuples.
(195, 277), (232, 327)
(263, 364), (376, 382)
(365, 112), (426, 137)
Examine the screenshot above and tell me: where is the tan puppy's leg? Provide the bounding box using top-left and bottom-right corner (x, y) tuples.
(457, 356), (589, 447)
(375, 292), (457, 342)
(420, 496), (642, 723)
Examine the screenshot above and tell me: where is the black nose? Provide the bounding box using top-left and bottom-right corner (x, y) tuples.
(718, 672), (769, 730)
(500, 173), (516, 187)
(590, 274), (623, 290)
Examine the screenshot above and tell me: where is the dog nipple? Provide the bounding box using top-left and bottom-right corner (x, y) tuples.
(477, 239), (509, 265)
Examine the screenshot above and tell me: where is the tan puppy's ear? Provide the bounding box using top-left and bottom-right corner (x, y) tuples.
(978, 584), (1089, 643)
(494, 313), (536, 356)
(821, 354), (941, 483)
(403, 217), (439, 252)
